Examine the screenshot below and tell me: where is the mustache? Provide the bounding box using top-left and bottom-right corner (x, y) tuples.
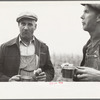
(22, 30), (29, 33)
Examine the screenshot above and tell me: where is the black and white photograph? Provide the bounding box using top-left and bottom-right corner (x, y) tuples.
(0, 0), (100, 99)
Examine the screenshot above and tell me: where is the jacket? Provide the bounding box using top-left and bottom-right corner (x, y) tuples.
(80, 39), (91, 66)
(73, 39), (100, 81)
(81, 39), (100, 70)
(0, 35), (54, 81)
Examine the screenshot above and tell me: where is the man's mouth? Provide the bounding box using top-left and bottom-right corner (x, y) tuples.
(82, 22), (85, 25)
(23, 31), (28, 34)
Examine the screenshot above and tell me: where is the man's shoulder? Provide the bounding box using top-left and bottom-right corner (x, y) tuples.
(0, 37), (18, 48)
(35, 37), (48, 47)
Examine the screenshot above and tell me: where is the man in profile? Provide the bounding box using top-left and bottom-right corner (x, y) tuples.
(74, 4), (100, 81)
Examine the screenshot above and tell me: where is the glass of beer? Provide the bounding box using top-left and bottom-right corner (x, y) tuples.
(61, 63), (75, 81)
(20, 76), (33, 82)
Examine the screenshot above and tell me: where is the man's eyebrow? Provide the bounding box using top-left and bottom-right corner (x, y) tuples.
(28, 23), (33, 25)
(21, 21), (25, 23)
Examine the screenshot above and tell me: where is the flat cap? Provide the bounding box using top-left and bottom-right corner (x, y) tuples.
(16, 12), (38, 22)
(81, 4), (100, 12)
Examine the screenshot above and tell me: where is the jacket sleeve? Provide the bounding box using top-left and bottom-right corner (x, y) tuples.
(80, 45), (86, 66)
(0, 44), (10, 81)
(42, 46), (55, 81)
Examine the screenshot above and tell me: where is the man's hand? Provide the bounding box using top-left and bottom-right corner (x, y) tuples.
(34, 68), (46, 81)
(36, 72), (46, 81)
(75, 66), (100, 81)
(9, 75), (21, 82)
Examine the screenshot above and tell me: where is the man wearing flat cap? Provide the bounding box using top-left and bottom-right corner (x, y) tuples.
(0, 12), (54, 82)
(73, 4), (100, 81)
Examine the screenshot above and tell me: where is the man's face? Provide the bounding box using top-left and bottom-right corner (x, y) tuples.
(81, 5), (98, 32)
(18, 18), (36, 40)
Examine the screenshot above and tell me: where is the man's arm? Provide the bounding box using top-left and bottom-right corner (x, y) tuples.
(0, 44), (10, 81)
(74, 66), (100, 81)
(41, 46), (55, 81)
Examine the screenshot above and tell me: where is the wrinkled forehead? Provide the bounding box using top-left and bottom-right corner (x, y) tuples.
(84, 5), (94, 11)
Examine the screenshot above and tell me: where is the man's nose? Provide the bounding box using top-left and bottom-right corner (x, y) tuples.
(81, 14), (84, 19)
(24, 25), (28, 30)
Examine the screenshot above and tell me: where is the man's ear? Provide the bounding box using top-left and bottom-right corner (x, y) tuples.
(97, 14), (100, 22)
(35, 24), (37, 30)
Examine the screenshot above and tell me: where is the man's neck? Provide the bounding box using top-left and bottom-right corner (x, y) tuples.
(20, 36), (33, 46)
(89, 28), (100, 42)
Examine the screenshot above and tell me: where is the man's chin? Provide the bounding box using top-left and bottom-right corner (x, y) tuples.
(83, 27), (88, 31)
(21, 36), (32, 41)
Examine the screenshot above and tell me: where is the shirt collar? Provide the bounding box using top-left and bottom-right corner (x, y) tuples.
(19, 36), (35, 46)
(90, 39), (100, 48)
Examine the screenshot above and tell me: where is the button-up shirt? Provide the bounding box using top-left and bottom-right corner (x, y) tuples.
(19, 36), (35, 56)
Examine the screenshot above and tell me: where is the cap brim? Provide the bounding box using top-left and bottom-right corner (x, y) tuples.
(16, 16), (37, 22)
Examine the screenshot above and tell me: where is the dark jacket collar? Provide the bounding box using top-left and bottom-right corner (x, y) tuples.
(34, 36), (41, 56)
(6, 35), (41, 56)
